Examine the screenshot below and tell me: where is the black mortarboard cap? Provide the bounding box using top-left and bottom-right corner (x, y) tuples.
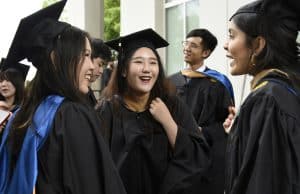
(5, 0), (69, 68)
(230, 0), (300, 31)
(106, 28), (169, 55)
(0, 58), (30, 80)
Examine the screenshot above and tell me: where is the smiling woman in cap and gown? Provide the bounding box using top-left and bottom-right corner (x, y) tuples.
(223, 0), (300, 193)
(0, 1), (126, 194)
(96, 28), (211, 194)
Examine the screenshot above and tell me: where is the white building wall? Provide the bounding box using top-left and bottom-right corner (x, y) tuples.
(120, 0), (155, 35)
(121, 0), (253, 108)
(197, 0), (253, 108)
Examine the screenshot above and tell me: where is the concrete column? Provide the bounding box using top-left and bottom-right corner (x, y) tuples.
(84, 0), (104, 38)
(84, 0), (104, 98)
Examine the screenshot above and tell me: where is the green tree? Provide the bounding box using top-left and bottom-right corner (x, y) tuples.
(104, 0), (120, 41)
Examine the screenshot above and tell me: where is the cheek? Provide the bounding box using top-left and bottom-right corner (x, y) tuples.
(153, 67), (159, 79)
(228, 41), (240, 54)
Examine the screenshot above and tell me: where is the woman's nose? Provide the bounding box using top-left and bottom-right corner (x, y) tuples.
(90, 58), (95, 70)
(142, 62), (150, 72)
(223, 42), (228, 51)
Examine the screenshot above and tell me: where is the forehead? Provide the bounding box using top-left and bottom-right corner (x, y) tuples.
(228, 21), (243, 33)
(132, 47), (157, 58)
(186, 36), (203, 44)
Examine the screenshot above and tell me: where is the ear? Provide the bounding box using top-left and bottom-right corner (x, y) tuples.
(252, 36), (266, 56)
(202, 49), (211, 58)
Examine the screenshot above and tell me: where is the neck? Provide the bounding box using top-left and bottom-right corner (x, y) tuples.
(123, 92), (149, 112)
(188, 61), (204, 71)
(5, 96), (15, 111)
(6, 96), (15, 106)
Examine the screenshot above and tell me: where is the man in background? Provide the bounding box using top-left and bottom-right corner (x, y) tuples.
(87, 38), (112, 107)
(169, 28), (234, 194)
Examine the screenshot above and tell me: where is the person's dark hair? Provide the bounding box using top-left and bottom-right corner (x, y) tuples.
(91, 38), (112, 62)
(0, 68), (25, 105)
(9, 25), (91, 167)
(101, 46), (175, 107)
(231, 13), (300, 75)
(186, 28), (218, 53)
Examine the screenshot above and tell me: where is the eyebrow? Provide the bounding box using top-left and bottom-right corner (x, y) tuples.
(131, 56), (158, 60)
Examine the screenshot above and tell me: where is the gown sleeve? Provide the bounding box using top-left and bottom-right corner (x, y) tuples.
(36, 101), (126, 194)
(159, 96), (211, 194)
(199, 81), (231, 145)
(226, 87), (300, 194)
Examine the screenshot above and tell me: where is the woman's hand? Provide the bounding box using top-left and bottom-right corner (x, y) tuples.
(149, 97), (178, 148)
(223, 106), (236, 134)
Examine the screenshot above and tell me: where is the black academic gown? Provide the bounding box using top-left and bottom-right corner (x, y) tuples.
(97, 95), (210, 194)
(36, 101), (126, 194)
(169, 71), (232, 194)
(101, 68), (112, 89)
(225, 73), (300, 194)
(87, 86), (98, 107)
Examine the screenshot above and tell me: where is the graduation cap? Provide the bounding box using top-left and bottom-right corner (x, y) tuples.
(5, 0), (69, 69)
(230, 0), (300, 32)
(105, 28), (169, 56)
(0, 58), (30, 81)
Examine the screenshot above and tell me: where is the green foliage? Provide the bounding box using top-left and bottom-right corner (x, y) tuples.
(104, 0), (120, 41)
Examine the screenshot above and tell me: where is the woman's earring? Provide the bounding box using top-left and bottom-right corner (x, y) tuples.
(250, 53), (256, 67)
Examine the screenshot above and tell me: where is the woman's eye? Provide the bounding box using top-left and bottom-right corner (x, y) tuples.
(133, 60), (143, 64)
(228, 33), (234, 39)
(150, 61), (158, 65)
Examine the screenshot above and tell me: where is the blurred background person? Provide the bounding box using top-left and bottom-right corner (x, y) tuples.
(87, 38), (112, 107)
(0, 58), (29, 113)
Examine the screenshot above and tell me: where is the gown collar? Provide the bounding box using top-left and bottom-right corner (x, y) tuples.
(251, 69), (288, 91)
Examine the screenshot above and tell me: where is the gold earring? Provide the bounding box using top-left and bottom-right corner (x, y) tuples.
(250, 53), (256, 66)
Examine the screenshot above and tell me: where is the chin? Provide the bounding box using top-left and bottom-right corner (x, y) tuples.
(230, 70), (239, 76)
(80, 87), (89, 94)
(230, 67), (241, 76)
(184, 58), (190, 63)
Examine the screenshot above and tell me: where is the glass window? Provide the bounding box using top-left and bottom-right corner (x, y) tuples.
(166, 4), (184, 75)
(165, 0), (200, 75)
(186, 0), (200, 32)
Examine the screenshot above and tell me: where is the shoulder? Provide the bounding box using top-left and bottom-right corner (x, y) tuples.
(168, 71), (183, 82)
(55, 100), (100, 124)
(57, 100), (91, 114)
(164, 95), (187, 112)
(245, 80), (300, 119)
